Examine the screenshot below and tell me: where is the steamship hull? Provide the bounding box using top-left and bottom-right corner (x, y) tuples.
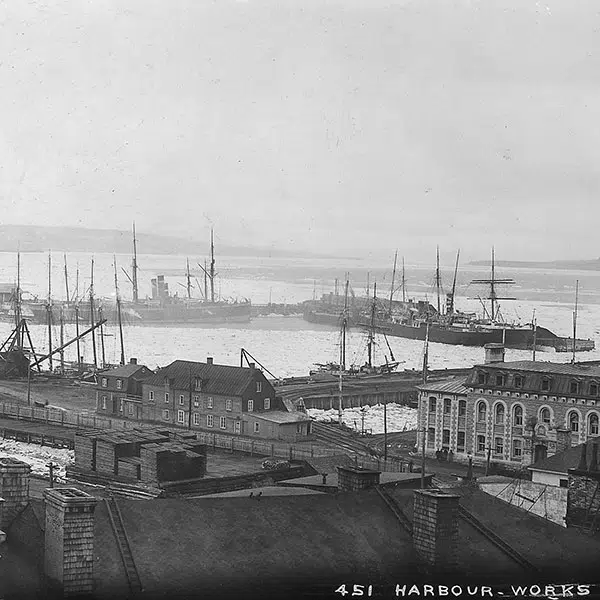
(124, 301), (252, 324)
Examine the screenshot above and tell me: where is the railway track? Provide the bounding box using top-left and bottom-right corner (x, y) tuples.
(311, 422), (377, 456)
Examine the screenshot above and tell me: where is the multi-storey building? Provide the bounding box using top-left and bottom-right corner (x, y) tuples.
(417, 344), (600, 468)
(141, 358), (312, 440)
(95, 359), (154, 420)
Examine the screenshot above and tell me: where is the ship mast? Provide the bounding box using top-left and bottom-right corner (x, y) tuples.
(210, 228), (216, 303)
(338, 278), (349, 424)
(368, 283), (377, 368)
(186, 258), (192, 300)
(47, 251), (53, 373)
(388, 250), (398, 318)
(422, 321), (430, 384)
(114, 256), (126, 366)
(64, 254), (70, 308)
(401, 256), (406, 303)
(132, 222), (139, 303)
(572, 280), (579, 364)
(59, 307), (65, 375)
(89, 259), (98, 368)
(435, 246), (441, 315)
(15, 251), (22, 348)
(448, 249), (460, 316)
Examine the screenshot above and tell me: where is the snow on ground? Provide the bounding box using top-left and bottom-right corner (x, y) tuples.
(0, 440), (74, 482)
(307, 402), (418, 435)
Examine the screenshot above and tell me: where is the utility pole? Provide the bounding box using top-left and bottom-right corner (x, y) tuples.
(383, 392), (388, 462)
(485, 445), (492, 476)
(27, 354), (32, 406)
(421, 427), (426, 489)
(132, 222), (139, 303)
(532, 309), (537, 362)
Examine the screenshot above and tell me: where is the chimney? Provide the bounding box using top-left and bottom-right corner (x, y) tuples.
(249, 362), (255, 370)
(555, 429), (572, 454)
(0, 458), (31, 530)
(129, 357), (138, 365)
(413, 490), (460, 572)
(484, 343), (505, 364)
(207, 357), (214, 365)
(44, 488), (98, 596)
(590, 443), (598, 472)
(322, 473), (328, 484)
(578, 443), (588, 471)
(337, 466), (380, 491)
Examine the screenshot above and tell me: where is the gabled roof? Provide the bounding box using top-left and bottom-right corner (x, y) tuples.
(417, 377), (469, 395)
(100, 364), (152, 379)
(529, 438), (600, 475)
(144, 360), (270, 397)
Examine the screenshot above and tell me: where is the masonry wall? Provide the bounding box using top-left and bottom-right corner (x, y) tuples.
(566, 470), (600, 532)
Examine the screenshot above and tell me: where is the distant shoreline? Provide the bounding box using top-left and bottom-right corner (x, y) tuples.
(469, 259), (600, 272)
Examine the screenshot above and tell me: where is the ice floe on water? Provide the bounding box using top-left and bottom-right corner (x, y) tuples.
(307, 402), (418, 435)
(0, 440), (74, 481)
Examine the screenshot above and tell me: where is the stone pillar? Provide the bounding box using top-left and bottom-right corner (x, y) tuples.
(337, 466), (381, 491)
(413, 490), (460, 572)
(44, 488), (99, 596)
(0, 458), (31, 529)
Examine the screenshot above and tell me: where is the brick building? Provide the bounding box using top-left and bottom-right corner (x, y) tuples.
(141, 358), (312, 440)
(417, 344), (600, 469)
(95, 358), (153, 420)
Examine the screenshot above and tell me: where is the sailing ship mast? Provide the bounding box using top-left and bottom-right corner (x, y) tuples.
(435, 246), (442, 315)
(64, 254), (70, 309)
(388, 250), (398, 318)
(132, 222), (139, 303)
(401, 257), (406, 303)
(46, 252), (53, 373)
(114, 257), (126, 366)
(572, 280), (579, 364)
(368, 283), (377, 368)
(89, 259), (98, 368)
(186, 258), (192, 300)
(210, 228), (216, 303)
(15, 251), (22, 348)
(447, 250), (460, 316)
(338, 279), (350, 423)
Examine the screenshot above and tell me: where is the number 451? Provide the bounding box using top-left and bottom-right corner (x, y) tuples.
(335, 584), (373, 596)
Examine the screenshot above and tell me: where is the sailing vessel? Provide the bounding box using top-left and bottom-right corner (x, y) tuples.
(119, 225), (252, 325)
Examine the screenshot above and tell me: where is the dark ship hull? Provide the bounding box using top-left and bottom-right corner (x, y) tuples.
(123, 300), (252, 324)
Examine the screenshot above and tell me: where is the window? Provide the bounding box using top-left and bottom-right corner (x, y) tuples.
(163, 409), (170, 421)
(256, 381), (262, 393)
(540, 407), (551, 424)
(148, 390), (154, 401)
(559, 479), (568, 488)
(494, 404), (505, 425)
(478, 371), (486, 385)
(494, 437), (504, 455)
(101, 377), (107, 388)
(226, 399), (232, 411)
(477, 435), (486, 453)
(590, 414), (599, 436)
(569, 411), (580, 432)
(443, 398), (451, 415)
(254, 422), (260, 433)
(457, 431), (466, 452)
(512, 439), (522, 458)
(179, 395), (185, 406)
(234, 421), (241, 434)
(207, 397), (213, 409)
(590, 383), (599, 397)
(458, 400), (467, 417)
(193, 395), (200, 408)
(297, 424), (303, 434)
(116, 379), (123, 390)
(264, 398), (271, 410)
(541, 378), (550, 392)
(429, 397), (437, 413)
(193, 413), (199, 425)
(177, 410), (185, 424)
(496, 374), (504, 387)
(128, 403), (134, 415)
(101, 396), (107, 410)
(248, 399), (254, 412)
(570, 381), (580, 395)
(165, 392), (170, 403)
(207, 415), (214, 428)
(119, 399), (124, 412)
(513, 405), (523, 426)
(514, 375), (523, 388)
(194, 377), (202, 391)
(442, 429), (450, 446)
(477, 401), (487, 423)
(220, 416), (226, 429)
(427, 427), (435, 449)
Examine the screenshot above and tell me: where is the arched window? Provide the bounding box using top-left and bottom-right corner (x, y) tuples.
(494, 404), (505, 425)
(429, 397), (437, 413)
(477, 401), (487, 423)
(513, 405), (523, 426)
(589, 414), (599, 436)
(569, 411), (580, 433)
(540, 408), (551, 425)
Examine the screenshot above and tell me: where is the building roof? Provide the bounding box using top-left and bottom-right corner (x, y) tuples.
(250, 411), (311, 424)
(474, 360), (600, 377)
(304, 454), (355, 474)
(145, 360), (269, 397)
(417, 377), (469, 395)
(99, 363), (152, 379)
(529, 438), (600, 475)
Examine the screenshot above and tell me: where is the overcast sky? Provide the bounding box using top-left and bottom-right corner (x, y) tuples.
(1, 0), (599, 262)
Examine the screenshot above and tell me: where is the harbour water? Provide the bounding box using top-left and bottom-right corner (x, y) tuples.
(1, 251), (600, 377)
